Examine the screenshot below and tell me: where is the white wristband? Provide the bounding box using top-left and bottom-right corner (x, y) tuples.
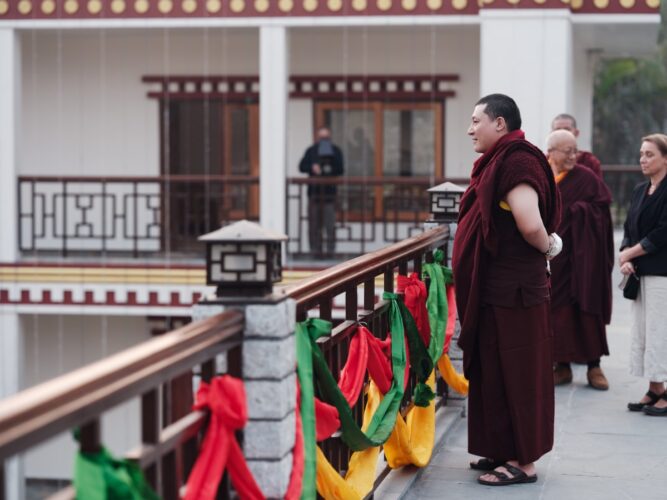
(545, 233), (563, 258)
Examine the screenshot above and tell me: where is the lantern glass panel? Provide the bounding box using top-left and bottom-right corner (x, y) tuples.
(223, 254), (254, 272)
(431, 194), (444, 213)
(210, 263), (237, 281)
(241, 264), (266, 281)
(240, 243), (266, 260)
(210, 243), (236, 261)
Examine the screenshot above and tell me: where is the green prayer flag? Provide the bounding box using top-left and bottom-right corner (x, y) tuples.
(74, 447), (159, 500)
(297, 293), (407, 452)
(396, 299), (434, 407)
(295, 321), (318, 500)
(422, 249), (450, 364)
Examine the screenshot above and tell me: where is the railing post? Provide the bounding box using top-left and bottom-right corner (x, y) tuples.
(192, 297), (296, 499)
(192, 221), (295, 498)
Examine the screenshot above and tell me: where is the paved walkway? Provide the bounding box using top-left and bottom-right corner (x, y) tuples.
(405, 236), (667, 499)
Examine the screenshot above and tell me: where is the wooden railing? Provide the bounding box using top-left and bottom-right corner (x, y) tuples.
(0, 311), (244, 500)
(283, 224), (451, 486)
(1, 224), (452, 499)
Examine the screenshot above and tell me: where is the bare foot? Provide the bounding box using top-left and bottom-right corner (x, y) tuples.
(642, 385), (666, 405)
(478, 460), (535, 483)
(653, 398), (667, 410)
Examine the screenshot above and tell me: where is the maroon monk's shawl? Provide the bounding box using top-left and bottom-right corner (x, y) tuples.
(576, 150), (602, 179)
(453, 130), (560, 356)
(551, 164), (613, 323)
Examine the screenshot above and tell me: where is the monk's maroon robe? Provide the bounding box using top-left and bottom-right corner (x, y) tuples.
(453, 130), (560, 465)
(551, 164), (613, 363)
(576, 150), (602, 178)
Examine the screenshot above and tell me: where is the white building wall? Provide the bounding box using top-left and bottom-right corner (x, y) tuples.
(20, 29), (259, 177)
(571, 41), (597, 152)
(21, 314), (150, 479)
(289, 26), (480, 179)
(480, 10), (573, 149)
(21, 27), (478, 181)
(287, 99), (313, 177)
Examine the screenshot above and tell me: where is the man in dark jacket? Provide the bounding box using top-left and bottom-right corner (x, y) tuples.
(299, 126), (344, 256)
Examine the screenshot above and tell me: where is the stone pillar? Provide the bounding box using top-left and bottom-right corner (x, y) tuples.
(479, 9), (573, 146)
(192, 298), (296, 499)
(259, 25), (289, 237)
(0, 28), (20, 263)
(1, 311), (24, 500)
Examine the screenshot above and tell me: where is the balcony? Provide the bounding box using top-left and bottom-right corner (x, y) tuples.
(18, 175), (469, 263)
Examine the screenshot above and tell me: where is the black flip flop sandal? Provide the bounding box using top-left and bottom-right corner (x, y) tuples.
(477, 463), (538, 486)
(628, 390), (662, 412)
(643, 393), (667, 416)
(470, 458), (504, 471)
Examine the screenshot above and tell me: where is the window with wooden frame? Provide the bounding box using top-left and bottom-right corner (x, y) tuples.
(160, 99), (259, 251)
(315, 101), (443, 219)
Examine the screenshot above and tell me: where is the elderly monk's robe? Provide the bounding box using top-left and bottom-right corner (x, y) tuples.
(551, 164), (613, 363)
(576, 150), (602, 179)
(453, 130), (560, 466)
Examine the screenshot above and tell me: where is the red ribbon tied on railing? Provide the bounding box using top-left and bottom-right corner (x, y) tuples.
(184, 375), (264, 500)
(397, 273), (431, 347)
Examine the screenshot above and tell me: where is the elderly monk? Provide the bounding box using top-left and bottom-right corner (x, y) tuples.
(551, 113), (603, 178)
(453, 94), (561, 486)
(547, 130), (614, 390)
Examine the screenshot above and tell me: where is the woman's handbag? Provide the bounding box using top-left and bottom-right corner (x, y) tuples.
(619, 273), (640, 300)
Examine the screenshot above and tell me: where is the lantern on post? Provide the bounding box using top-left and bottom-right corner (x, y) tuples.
(199, 220), (288, 298)
(426, 181), (465, 226)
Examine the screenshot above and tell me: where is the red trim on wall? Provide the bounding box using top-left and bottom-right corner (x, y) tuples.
(0, 0), (658, 20)
(0, 288), (203, 308)
(485, 0), (658, 13)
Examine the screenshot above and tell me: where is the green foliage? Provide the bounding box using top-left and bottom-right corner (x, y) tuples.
(592, 57), (667, 164)
(593, 7), (667, 164)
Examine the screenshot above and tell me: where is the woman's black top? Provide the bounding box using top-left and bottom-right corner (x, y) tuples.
(621, 179), (667, 276)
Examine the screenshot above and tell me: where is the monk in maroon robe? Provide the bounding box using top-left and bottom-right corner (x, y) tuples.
(546, 130), (614, 390)
(552, 113), (603, 178)
(453, 94), (561, 486)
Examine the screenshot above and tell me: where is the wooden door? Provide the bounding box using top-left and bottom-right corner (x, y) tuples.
(161, 100), (259, 253)
(221, 104), (259, 221)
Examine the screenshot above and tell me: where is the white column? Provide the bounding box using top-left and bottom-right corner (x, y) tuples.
(259, 25), (289, 236)
(0, 29), (19, 263)
(572, 46), (597, 152)
(0, 29), (23, 500)
(479, 9), (573, 148)
(1, 311), (24, 500)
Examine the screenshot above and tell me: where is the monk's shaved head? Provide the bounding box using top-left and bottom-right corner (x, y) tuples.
(547, 129), (578, 175)
(547, 129), (577, 150)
